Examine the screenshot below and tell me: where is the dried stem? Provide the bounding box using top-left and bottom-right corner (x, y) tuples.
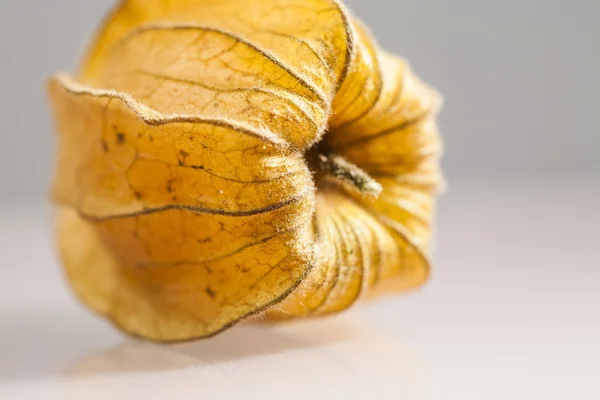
(317, 152), (382, 198)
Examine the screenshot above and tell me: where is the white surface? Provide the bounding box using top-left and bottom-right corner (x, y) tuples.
(1, 180), (599, 399)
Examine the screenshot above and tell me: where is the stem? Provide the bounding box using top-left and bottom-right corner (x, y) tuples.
(317, 153), (382, 198)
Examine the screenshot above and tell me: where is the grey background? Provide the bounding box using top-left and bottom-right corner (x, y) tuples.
(1, 0), (598, 201)
(1, 3), (599, 394)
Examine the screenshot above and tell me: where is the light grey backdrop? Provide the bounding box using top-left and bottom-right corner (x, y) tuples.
(1, 0), (598, 201)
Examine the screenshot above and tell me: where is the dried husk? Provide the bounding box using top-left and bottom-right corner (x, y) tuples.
(48, 0), (442, 341)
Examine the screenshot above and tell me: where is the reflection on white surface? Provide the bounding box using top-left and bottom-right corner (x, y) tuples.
(1, 181), (599, 399)
(1, 311), (428, 399)
(68, 318), (427, 400)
